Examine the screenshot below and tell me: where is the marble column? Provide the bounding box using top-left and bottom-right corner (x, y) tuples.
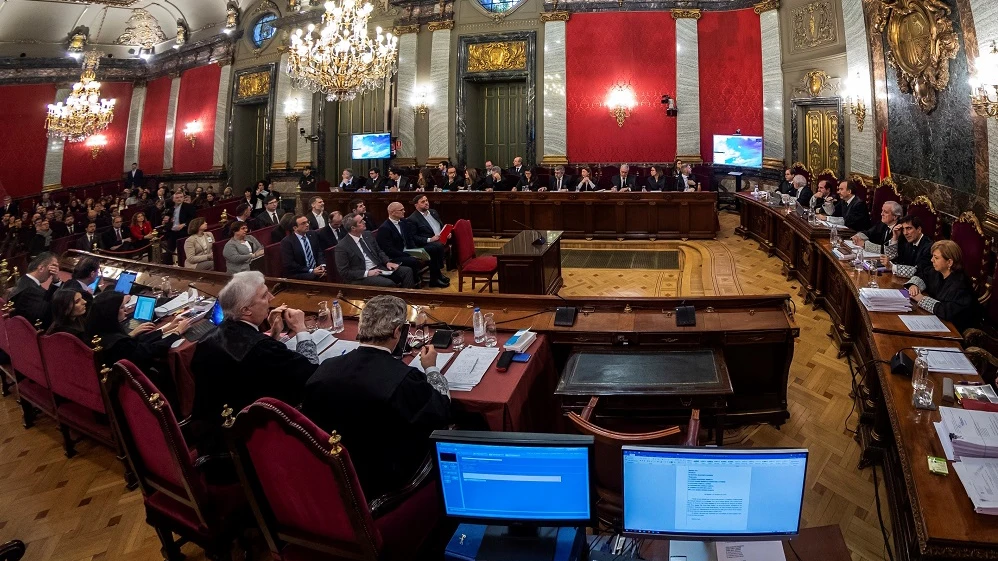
(212, 64), (233, 170)
(541, 12), (570, 166)
(426, 20), (454, 165)
(756, 1), (785, 167)
(394, 26), (420, 167)
(273, 55), (292, 170)
(42, 88), (69, 189)
(123, 84), (146, 170)
(968, 0), (998, 211)
(673, 11), (701, 161)
(841, 0), (875, 177)
(162, 76), (182, 172)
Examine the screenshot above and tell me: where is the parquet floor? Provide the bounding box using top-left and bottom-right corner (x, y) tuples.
(0, 212), (888, 561)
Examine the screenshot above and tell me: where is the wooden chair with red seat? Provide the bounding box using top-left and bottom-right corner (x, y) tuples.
(7, 315), (60, 434)
(102, 359), (250, 561)
(870, 177), (901, 218)
(904, 195), (940, 241)
(225, 398), (442, 561)
(565, 397), (699, 530)
(453, 219), (496, 293)
(0, 300), (14, 397)
(789, 161), (813, 187)
(951, 211), (990, 296)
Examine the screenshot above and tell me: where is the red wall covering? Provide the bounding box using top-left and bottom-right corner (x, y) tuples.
(172, 64), (221, 173)
(696, 10), (764, 163)
(0, 84), (56, 197)
(61, 82), (133, 187)
(565, 13), (677, 163)
(139, 76), (173, 175)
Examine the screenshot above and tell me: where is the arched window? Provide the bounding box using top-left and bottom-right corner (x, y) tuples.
(250, 13), (278, 48)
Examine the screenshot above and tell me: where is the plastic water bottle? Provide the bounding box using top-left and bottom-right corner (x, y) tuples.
(331, 300), (344, 334)
(473, 307), (485, 343)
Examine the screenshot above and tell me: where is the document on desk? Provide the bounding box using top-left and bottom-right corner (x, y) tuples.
(952, 457), (998, 515)
(914, 347), (978, 374)
(444, 346), (500, 391)
(714, 541), (786, 561)
(899, 315), (950, 333)
(319, 339), (360, 362)
(939, 406), (998, 459)
(412, 352), (455, 374)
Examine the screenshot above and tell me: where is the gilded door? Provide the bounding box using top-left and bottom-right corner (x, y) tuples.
(804, 108), (840, 174)
(481, 82), (527, 167)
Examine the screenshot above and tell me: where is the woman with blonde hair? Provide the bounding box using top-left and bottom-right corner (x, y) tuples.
(184, 217), (215, 270)
(905, 239), (981, 331)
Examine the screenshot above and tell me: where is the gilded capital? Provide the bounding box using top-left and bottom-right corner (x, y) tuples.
(671, 9), (702, 19)
(540, 11), (571, 22)
(393, 24), (420, 35)
(753, 0), (779, 14)
(427, 19), (455, 31)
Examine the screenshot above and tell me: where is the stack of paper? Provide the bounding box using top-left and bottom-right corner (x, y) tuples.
(953, 457), (998, 515)
(915, 347), (978, 374)
(859, 288), (912, 312)
(503, 329), (536, 352)
(319, 339), (360, 361)
(936, 407), (998, 460)
(444, 346), (501, 391)
(412, 352), (455, 373)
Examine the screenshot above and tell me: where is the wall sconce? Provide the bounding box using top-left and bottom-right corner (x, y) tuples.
(285, 98), (302, 123)
(411, 85), (432, 119)
(85, 134), (107, 159)
(971, 41), (998, 119)
(183, 120), (202, 147)
(606, 84), (636, 127)
(840, 72), (868, 132)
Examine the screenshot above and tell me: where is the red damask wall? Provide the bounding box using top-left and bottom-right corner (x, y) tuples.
(565, 13), (677, 163)
(61, 82), (133, 187)
(139, 76), (173, 175)
(0, 84), (56, 197)
(697, 9), (764, 163)
(171, 64), (221, 173)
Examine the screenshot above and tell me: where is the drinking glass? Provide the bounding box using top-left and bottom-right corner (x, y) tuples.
(484, 313), (497, 347)
(452, 330), (465, 349)
(160, 276), (173, 297)
(316, 301), (331, 330)
(913, 378), (935, 409)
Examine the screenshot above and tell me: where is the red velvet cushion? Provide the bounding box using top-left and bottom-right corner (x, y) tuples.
(462, 256), (497, 273)
(16, 378), (56, 416)
(906, 203), (937, 240)
(41, 333), (105, 413)
(952, 221), (986, 284)
(374, 480), (442, 561)
(6, 316), (47, 388)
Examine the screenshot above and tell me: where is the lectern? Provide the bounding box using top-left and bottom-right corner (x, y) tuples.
(496, 230), (563, 295)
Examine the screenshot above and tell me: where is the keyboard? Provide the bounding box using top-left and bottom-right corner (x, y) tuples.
(184, 321), (217, 342)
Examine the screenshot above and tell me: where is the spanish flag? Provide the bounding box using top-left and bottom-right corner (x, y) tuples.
(879, 130), (891, 182)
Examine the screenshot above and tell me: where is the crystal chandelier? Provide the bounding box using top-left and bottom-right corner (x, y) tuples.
(45, 51), (116, 142)
(287, 0), (399, 102)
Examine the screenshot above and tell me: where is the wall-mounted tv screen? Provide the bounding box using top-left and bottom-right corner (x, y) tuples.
(713, 135), (763, 168)
(352, 132), (391, 159)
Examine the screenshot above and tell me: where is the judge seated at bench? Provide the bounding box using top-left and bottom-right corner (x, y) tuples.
(575, 167), (598, 192)
(786, 174), (812, 208)
(776, 168), (794, 194)
(513, 167), (540, 192)
(549, 165), (573, 192)
(611, 164), (635, 192)
(644, 166), (666, 191)
(852, 201), (902, 253)
(904, 240), (981, 332)
(822, 180), (870, 232)
(881, 214), (933, 279)
(809, 179), (834, 213)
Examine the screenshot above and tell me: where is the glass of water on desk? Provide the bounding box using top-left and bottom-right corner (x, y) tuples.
(484, 313), (497, 347)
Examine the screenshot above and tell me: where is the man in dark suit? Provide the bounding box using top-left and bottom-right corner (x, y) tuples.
(441, 166), (465, 191)
(510, 156), (526, 180)
(366, 168), (388, 192)
(407, 194), (448, 285)
(548, 166), (573, 191)
(377, 202), (446, 288)
(306, 197), (330, 231)
(125, 163), (144, 190)
(49, 213), (69, 238)
(883, 215), (933, 279)
(100, 215), (133, 251)
(255, 196), (284, 227)
(852, 200), (902, 253)
(64, 256), (100, 305)
(76, 222), (99, 251)
(485, 166), (506, 191)
(337, 169), (361, 192)
(299, 166), (318, 191)
(611, 164), (636, 191)
(316, 211), (346, 250)
(349, 199), (378, 231)
(9, 252), (61, 329)
(788, 174), (812, 209)
(280, 215), (327, 281)
(334, 212), (416, 288)
(1, 196), (17, 217)
(830, 180), (871, 231)
(27, 220), (52, 258)
(163, 191), (196, 262)
(675, 164), (698, 191)
(301, 294), (450, 499)
(387, 168), (412, 192)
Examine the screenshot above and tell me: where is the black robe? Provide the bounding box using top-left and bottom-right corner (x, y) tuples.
(908, 269), (981, 332)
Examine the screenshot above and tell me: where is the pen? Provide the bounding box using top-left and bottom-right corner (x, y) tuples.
(340, 350), (346, 355)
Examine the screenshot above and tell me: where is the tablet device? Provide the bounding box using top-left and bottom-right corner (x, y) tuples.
(114, 271), (138, 294)
(132, 295), (156, 322)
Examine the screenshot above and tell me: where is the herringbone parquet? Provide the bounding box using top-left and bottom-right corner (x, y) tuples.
(0, 212), (887, 561)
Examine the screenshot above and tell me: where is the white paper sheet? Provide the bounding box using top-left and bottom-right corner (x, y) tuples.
(935, 421), (956, 461)
(952, 457), (998, 514)
(319, 339), (360, 362)
(899, 315), (950, 333)
(444, 346), (500, 391)
(714, 541), (786, 561)
(915, 347), (978, 374)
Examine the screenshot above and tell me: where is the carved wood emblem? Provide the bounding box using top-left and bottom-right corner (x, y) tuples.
(793, 69), (834, 98)
(467, 41), (527, 73)
(115, 8), (167, 49)
(791, 0), (837, 52)
(235, 71), (271, 100)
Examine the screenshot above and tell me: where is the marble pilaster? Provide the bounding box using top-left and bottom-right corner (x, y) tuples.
(123, 84), (146, 170)
(675, 18), (701, 159)
(968, 0), (998, 212)
(273, 55), (291, 169)
(542, 19), (568, 163)
(162, 76), (182, 172)
(293, 88), (314, 169)
(427, 26), (452, 163)
(841, 0), (875, 176)
(42, 88), (69, 188)
(395, 32), (419, 165)
(212, 64), (233, 170)
(759, 9), (786, 164)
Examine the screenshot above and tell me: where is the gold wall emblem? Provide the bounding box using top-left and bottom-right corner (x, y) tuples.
(115, 8), (167, 48)
(236, 71), (271, 100)
(467, 41), (527, 73)
(791, 1), (837, 51)
(874, 0), (959, 113)
(671, 9), (702, 19)
(793, 70), (834, 98)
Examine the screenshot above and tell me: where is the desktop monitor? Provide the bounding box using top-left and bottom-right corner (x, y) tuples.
(132, 295), (157, 322)
(713, 135), (763, 168)
(351, 132), (391, 159)
(114, 271), (138, 294)
(622, 447), (807, 541)
(431, 430), (596, 527)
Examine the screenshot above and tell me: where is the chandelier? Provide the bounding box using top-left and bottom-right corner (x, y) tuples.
(287, 0), (399, 102)
(971, 41), (998, 119)
(45, 51), (116, 142)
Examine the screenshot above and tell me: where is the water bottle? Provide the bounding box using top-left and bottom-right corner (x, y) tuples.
(473, 307), (485, 343)
(331, 300), (344, 334)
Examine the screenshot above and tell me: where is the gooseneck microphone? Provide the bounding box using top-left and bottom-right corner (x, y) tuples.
(510, 218), (545, 245)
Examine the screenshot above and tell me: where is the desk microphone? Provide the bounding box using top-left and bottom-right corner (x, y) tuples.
(510, 218), (545, 245)
(891, 346), (968, 377)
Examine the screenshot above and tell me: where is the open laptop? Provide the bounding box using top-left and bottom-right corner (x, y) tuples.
(184, 300), (225, 342)
(122, 295), (157, 332)
(114, 271), (139, 295)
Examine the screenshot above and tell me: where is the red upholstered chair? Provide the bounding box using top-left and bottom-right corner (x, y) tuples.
(318, 180), (332, 192)
(324, 246), (344, 284)
(905, 195), (940, 240)
(176, 235), (189, 267)
(263, 243), (284, 278)
(253, 224), (277, 244)
(790, 162), (813, 186)
(847, 175), (870, 219)
(212, 238), (228, 273)
(453, 219), (496, 293)
(103, 359), (249, 561)
(951, 211), (990, 295)
(0, 300), (14, 397)
(40, 333), (114, 457)
(870, 178), (901, 217)
(7, 315), (58, 430)
(226, 398), (442, 561)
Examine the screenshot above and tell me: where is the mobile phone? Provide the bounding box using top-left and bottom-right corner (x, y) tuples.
(512, 352), (530, 363)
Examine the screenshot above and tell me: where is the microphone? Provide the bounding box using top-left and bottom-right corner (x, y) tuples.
(510, 218), (545, 245)
(891, 346), (968, 377)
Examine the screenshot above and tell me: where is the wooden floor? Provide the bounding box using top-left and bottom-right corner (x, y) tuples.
(0, 212), (888, 561)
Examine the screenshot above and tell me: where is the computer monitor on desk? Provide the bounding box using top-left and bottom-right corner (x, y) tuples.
(622, 447), (808, 561)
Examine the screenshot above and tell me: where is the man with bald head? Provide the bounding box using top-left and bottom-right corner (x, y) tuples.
(377, 202), (445, 288)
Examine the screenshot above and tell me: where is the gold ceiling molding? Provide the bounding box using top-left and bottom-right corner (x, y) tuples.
(753, 0), (779, 14)
(115, 8), (167, 49)
(539, 11), (571, 22)
(873, 0), (959, 113)
(427, 20), (455, 31)
(392, 24), (421, 35)
(671, 9), (702, 19)
(235, 70), (271, 100)
(793, 69), (835, 98)
(791, 0), (836, 52)
(467, 41), (527, 73)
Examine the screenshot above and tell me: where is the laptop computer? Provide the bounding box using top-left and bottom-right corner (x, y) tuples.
(122, 295), (157, 332)
(184, 300), (225, 342)
(114, 271), (138, 295)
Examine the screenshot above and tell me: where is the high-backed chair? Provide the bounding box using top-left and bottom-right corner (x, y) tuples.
(103, 359), (249, 561)
(790, 161), (813, 186)
(0, 300), (14, 397)
(7, 315), (57, 431)
(870, 178), (901, 217)
(40, 333), (114, 456)
(951, 211), (990, 294)
(453, 219), (496, 293)
(226, 398), (442, 561)
(904, 195), (940, 240)
(324, 246), (344, 284)
(847, 174), (870, 219)
(212, 237), (228, 273)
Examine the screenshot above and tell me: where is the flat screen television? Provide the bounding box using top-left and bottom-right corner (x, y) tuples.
(713, 135), (763, 167)
(351, 132), (391, 159)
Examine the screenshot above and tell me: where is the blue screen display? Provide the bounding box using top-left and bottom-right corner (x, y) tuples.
(114, 272), (137, 294)
(133, 296), (156, 322)
(435, 441), (591, 522)
(351, 133), (391, 159)
(623, 448), (807, 538)
(209, 300), (224, 325)
(713, 135), (764, 167)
